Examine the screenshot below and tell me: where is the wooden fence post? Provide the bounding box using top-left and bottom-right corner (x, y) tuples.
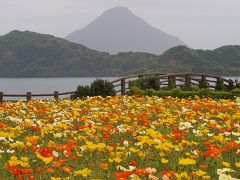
(121, 79), (126, 95)
(54, 91), (59, 100)
(0, 92), (3, 103)
(26, 92), (31, 102)
(199, 75), (207, 89)
(185, 74), (191, 88)
(168, 75), (176, 88)
(201, 75), (206, 81)
(228, 79), (234, 90)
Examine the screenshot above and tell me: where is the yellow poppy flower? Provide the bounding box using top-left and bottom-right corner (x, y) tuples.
(179, 158), (196, 165)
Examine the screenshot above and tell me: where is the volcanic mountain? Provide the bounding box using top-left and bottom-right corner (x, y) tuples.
(65, 7), (186, 55)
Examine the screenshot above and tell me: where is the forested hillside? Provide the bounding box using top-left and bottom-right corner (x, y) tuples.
(0, 31), (239, 77)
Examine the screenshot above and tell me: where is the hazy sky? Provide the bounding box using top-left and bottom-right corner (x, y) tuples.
(0, 0), (239, 49)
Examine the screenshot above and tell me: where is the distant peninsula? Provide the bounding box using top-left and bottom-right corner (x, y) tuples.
(0, 30), (240, 77)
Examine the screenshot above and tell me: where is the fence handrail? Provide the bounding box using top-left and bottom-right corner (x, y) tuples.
(109, 72), (167, 84)
(155, 73), (231, 83)
(2, 91), (75, 97)
(0, 90), (76, 102)
(110, 72), (235, 95)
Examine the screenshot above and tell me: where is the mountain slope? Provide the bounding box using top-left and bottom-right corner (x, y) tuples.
(0, 30), (240, 77)
(198, 45), (240, 67)
(158, 46), (240, 75)
(65, 7), (186, 55)
(0, 30), (158, 77)
(0, 30), (110, 77)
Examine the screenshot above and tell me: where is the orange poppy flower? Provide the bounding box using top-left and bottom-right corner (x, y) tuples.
(47, 168), (55, 173)
(99, 162), (108, 170)
(62, 166), (73, 173)
(199, 164), (208, 169)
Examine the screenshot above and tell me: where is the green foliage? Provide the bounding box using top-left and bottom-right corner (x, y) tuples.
(90, 79), (116, 97)
(198, 89), (230, 99)
(181, 86), (199, 91)
(170, 88), (182, 97)
(128, 79), (145, 89)
(72, 79), (115, 99)
(128, 75), (240, 99)
(154, 90), (171, 97)
(198, 89), (211, 97)
(144, 88), (156, 96)
(127, 87), (145, 96)
(1, 31), (240, 77)
(71, 85), (91, 99)
(215, 78), (225, 90)
(128, 76), (160, 91)
(230, 88), (240, 98)
(128, 87), (240, 99)
(145, 76), (160, 90)
(199, 79), (209, 89)
(210, 91), (230, 99)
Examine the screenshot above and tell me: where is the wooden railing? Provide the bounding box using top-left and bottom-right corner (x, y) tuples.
(110, 72), (235, 95)
(0, 91), (75, 102)
(0, 72), (235, 102)
(110, 72), (167, 95)
(156, 73), (233, 88)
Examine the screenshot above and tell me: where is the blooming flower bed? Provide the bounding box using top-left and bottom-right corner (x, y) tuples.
(0, 96), (240, 179)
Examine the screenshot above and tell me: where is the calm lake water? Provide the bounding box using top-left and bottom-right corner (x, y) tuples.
(0, 77), (118, 94)
(0, 76), (239, 100)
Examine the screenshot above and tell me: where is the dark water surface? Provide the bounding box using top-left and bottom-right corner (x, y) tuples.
(0, 77), (118, 95)
(0, 76), (239, 100)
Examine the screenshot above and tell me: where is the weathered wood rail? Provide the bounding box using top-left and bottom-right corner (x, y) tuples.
(0, 72), (235, 102)
(110, 72), (234, 95)
(0, 91), (75, 102)
(109, 72), (166, 95)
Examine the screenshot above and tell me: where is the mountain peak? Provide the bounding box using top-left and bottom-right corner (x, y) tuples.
(1, 30), (56, 42)
(92, 6), (137, 25)
(9, 30), (21, 34)
(105, 6), (130, 12)
(65, 7), (186, 54)
(5, 30), (24, 36)
(102, 6), (132, 15)
(6, 30), (35, 35)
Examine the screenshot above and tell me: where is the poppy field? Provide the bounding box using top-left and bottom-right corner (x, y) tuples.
(0, 96), (240, 179)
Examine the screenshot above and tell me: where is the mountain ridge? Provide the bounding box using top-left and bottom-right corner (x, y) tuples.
(0, 30), (240, 77)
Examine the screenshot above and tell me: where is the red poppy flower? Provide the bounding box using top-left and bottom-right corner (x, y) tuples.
(130, 160), (138, 166)
(226, 141), (238, 149)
